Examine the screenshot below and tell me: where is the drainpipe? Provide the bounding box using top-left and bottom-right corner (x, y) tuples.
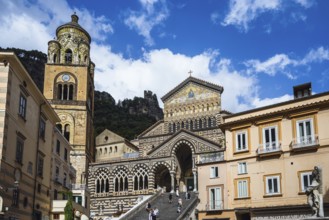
(32, 101), (46, 219)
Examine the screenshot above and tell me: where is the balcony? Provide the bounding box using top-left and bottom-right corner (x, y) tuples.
(198, 152), (224, 164)
(71, 184), (89, 192)
(291, 135), (319, 152)
(257, 142), (282, 157)
(205, 200), (223, 211)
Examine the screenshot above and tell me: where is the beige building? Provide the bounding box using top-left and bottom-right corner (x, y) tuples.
(0, 52), (60, 220)
(197, 83), (329, 220)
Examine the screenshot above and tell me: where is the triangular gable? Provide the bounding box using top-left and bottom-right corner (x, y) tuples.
(161, 76), (223, 103)
(138, 120), (164, 138)
(147, 129), (223, 158)
(96, 129), (125, 146)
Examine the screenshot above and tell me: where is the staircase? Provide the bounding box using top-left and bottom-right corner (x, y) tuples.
(126, 192), (198, 220)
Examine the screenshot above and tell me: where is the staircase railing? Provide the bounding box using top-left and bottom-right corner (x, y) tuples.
(177, 193), (199, 220)
(122, 189), (161, 220)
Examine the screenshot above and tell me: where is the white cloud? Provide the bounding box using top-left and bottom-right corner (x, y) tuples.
(221, 0), (315, 32)
(91, 44), (265, 112)
(244, 47), (329, 79)
(252, 94), (293, 108)
(0, 0), (113, 52)
(222, 0), (281, 32)
(124, 0), (169, 46)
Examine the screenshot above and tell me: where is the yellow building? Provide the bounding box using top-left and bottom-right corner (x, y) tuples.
(197, 83), (329, 220)
(0, 52), (60, 219)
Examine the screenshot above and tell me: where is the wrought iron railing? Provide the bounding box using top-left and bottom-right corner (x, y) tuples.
(198, 152), (224, 164)
(257, 142), (282, 154)
(291, 135), (318, 149)
(205, 200), (223, 211)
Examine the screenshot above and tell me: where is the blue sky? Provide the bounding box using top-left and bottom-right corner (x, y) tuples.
(0, 0), (328, 112)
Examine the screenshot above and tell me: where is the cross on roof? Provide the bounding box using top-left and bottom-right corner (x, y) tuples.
(188, 70), (193, 77)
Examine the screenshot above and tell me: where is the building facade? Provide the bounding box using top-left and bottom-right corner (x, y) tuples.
(197, 84), (329, 220)
(88, 77), (227, 218)
(0, 52), (60, 220)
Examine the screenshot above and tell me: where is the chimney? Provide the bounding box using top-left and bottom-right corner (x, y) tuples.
(293, 82), (312, 99)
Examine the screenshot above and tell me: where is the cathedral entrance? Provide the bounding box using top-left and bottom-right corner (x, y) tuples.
(174, 142), (193, 192)
(154, 164), (171, 192)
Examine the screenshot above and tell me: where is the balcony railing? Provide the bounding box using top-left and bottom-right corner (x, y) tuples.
(291, 135), (319, 149)
(257, 142), (282, 155)
(71, 184), (89, 192)
(198, 152), (224, 164)
(205, 200), (223, 211)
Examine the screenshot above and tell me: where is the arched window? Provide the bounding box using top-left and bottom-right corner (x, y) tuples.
(173, 123), (176, 133)
(96, 171), (110, 193)
(69, 85), (74, 100)
(105, 148), (107, 154)
(181, 121), (184, 129)
(168, 123), (172, 133)
(64, 124), (70, 141)
(57, 84), (62, 99)
(199, 119), (203, 129)
(208, 118), (212, 127)
(133, 166), (149, 190)
(190, 120), (193, 130)
(114, 168), (128, 192)
(110, 147), (112, 153)
(84, 56), (88, 63)
(115, 146), (117, 153)
(203, 118), (207, 128)
(53, 54), (57, 63)
(177, 122), (180, 130)
(65, 49), (72, 64)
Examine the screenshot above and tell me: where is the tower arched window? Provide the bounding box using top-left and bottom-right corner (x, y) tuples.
(173, 123), (176, 133)
(168, 123), (172, 133)
(181, 121), (184, 129)
(53, 54), (57, 63)
(64, 124), (70, 141)
(199, 119), (203, 129)
(57, 83), (74, 101)
(190, 120), (193, 130)
(203, 118), (207, 128)
(208, 117), (212, 127)
(115, 146), (117, 153)
(65, 49), (72, 64)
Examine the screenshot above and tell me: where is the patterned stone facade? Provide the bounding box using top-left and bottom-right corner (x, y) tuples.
(88, 77), (227, 218)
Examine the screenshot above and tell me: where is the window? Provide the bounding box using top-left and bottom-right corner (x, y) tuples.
(296, 119), (314, 144)
(53, 214), (59, 220)
(208, 187), (222, 210)
(12, 189), (20, 207)
(57, 83), (74, 100)
(64, 124), (70, 141)
(238, 162), (247, 174)
(54, 190), (58, 200)
(64, 148), (68, 161)
(236, 131), (248, 151)
(27, 162), (33, 175)
(37, 156), (44, 177)
(73, 196), (82, 205)
(63, 173), (67, 187)
(265, 175), (281, 195)
(236, 179), (249, 198)
(263, 126), (278, 148)
(210, 166), (219, 178)
(56, 140), (60, 155)
(18, 94), (27, 119)
(55, 166), (59, 181)
(15, 136), (24, 164)
(300, 171), (312, 192)
(39, 118), (46, 139)
(65, 49), (72, 63)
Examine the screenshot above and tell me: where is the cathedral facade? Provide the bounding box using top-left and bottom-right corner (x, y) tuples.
(88, 76), (229, 217)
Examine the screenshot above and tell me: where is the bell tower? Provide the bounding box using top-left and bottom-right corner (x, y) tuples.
(43, 13), (95, 184)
